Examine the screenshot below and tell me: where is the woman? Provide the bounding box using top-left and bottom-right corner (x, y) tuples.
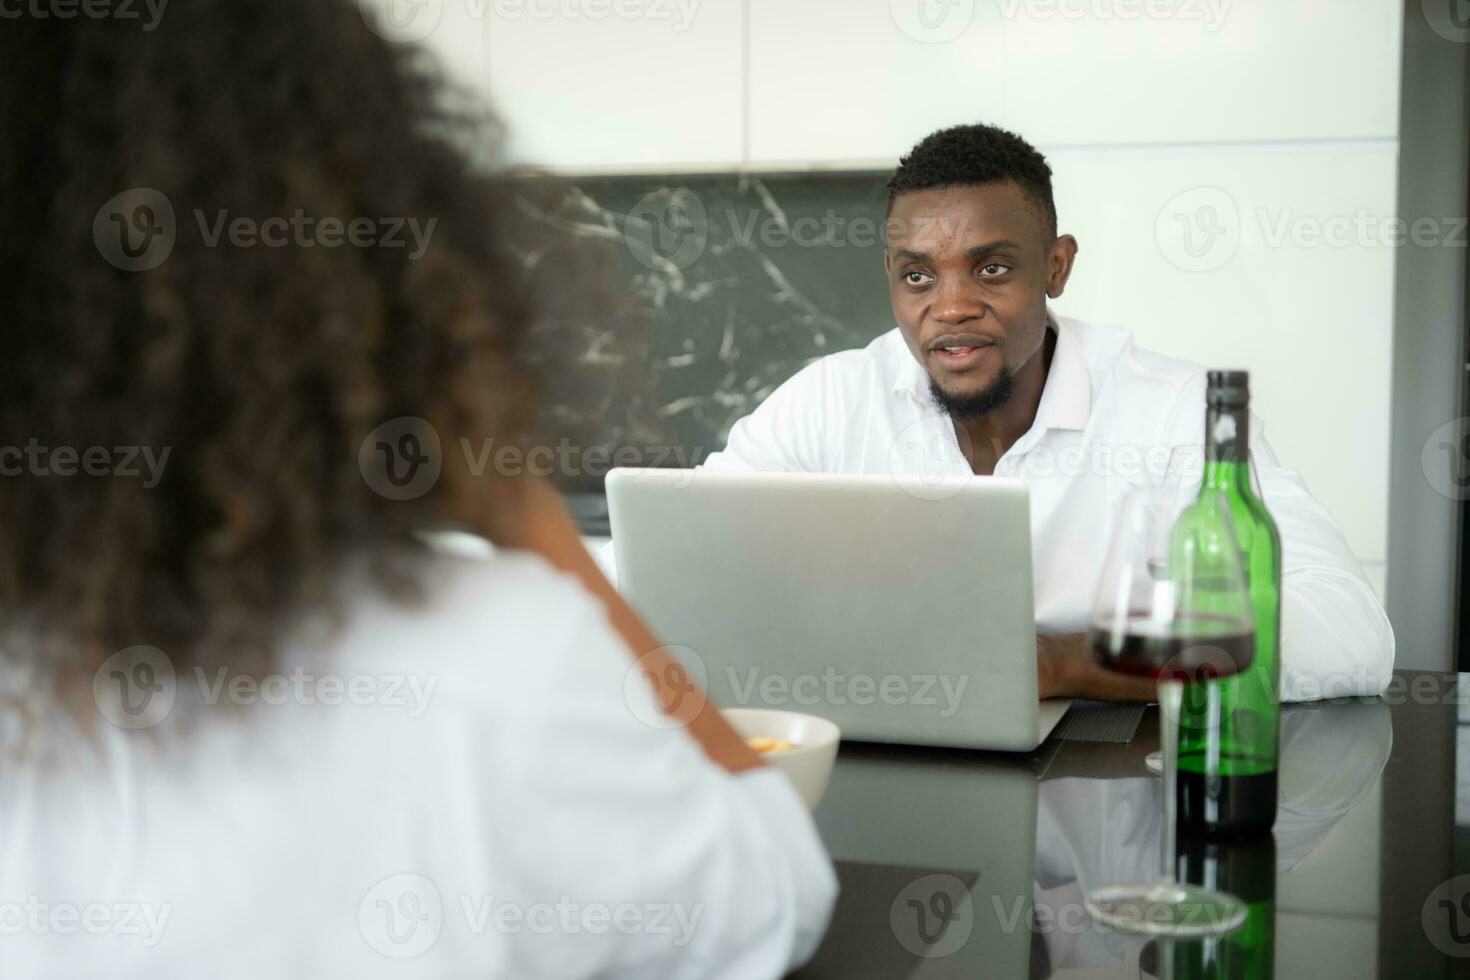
(0, 3), (835, 977)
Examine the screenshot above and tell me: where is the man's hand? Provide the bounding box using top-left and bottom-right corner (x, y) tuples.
(1037, 633), (1156, 702)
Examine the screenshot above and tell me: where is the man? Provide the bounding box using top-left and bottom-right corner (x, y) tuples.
(694, 123), (1394, 703)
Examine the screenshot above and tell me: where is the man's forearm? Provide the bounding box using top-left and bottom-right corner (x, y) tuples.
(1038, 633), (1156, 702)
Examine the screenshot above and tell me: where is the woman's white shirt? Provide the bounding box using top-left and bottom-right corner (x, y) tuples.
(0, 550), (837, 979)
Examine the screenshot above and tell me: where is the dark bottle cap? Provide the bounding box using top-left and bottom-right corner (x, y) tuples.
(1206, 370), (1250, 407)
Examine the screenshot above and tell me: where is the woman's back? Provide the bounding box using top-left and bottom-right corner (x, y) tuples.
(1, 550), (833, 977)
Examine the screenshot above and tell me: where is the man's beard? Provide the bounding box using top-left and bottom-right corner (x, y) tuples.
(929, 367), (1016, 421)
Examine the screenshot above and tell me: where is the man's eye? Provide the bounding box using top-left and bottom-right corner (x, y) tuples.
(902, 270), (933, 286)
(978, 263), (1011, 278)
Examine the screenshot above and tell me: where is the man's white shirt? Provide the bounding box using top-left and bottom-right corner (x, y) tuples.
(694, 313), (1394, 701)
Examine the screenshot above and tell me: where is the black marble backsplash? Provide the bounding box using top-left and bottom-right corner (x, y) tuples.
(541, 171), (897, 494)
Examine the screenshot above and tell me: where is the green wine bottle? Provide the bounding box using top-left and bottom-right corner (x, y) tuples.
(1161, 834), (1277, 979)
(1176, 370), (1282, 837)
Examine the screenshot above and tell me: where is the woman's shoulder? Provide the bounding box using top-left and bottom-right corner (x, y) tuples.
(298, 544), (614, 699)
(413, 543), (599, 625)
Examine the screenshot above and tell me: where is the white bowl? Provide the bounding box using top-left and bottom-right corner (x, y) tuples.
(721, 708), (841, 810)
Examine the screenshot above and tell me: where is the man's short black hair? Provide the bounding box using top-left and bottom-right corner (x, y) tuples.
(886, 124), (1057, 239)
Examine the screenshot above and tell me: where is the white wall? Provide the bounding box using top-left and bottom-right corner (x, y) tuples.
(1051, 142), (1398, 591)
(409, 0), (1402, 589)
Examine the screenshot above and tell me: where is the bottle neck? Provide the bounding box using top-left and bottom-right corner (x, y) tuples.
(1203, 403), (1252, 492)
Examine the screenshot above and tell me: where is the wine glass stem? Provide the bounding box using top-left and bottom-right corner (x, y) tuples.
(1158, 677), (1183, 887)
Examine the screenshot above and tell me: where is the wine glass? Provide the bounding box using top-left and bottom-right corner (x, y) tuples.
(1144, 444), (1202, 775)
(1083, 486), (1255, 937)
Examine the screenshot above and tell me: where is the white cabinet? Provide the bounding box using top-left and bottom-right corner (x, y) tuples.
(422, 0), (745, 171)
(747, 0), (1401, 166)
(420, 0), (1401, 171)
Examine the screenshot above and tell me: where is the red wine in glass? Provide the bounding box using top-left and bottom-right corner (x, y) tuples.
(1088, 614), (1253, 683)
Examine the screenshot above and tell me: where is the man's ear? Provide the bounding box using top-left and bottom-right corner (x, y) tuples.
(1046, 234), (1079, 299)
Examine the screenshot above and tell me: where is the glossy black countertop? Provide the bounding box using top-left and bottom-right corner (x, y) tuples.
(793, 670), (1469, 979)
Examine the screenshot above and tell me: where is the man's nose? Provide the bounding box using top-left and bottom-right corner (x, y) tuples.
(929, 281), (985, 324)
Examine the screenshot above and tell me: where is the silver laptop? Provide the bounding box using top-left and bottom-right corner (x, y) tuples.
(605, 468), (1070, 751)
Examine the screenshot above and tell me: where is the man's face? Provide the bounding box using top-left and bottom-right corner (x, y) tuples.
(884, 181), (1073, 413)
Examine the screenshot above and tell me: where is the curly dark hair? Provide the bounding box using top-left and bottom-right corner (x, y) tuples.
(0, 1), (590, 694)
(886, 123), (1057, 238)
